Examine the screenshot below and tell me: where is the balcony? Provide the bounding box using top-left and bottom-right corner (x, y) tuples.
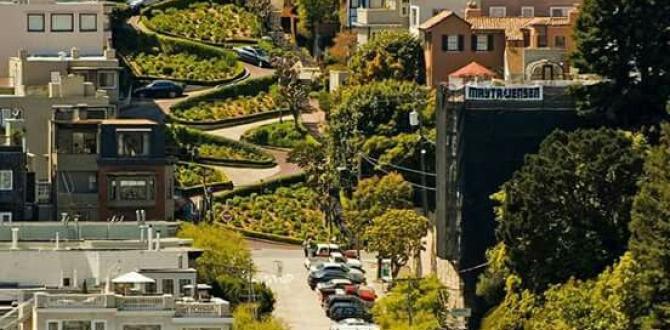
(355, 7), (404, 26)
(34, 293), (231, 318)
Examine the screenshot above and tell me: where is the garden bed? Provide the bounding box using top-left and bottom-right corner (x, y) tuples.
(175, 162), (232, 195)
(241, 121), (318, 148)
(173, 91), (277, 122)
(167, 125), (276, 167)
(116, 26), (244, 85)
(144, 3), (260, 45)
(214, 183), (329, 241)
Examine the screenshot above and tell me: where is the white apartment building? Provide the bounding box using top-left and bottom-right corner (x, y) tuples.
(0, 0), (112, 77)
(408, 0), (476, 35)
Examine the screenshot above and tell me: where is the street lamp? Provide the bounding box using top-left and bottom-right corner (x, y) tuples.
(409, 111), (429, 218)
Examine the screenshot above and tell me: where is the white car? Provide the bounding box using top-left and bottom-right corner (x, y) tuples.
(330, 318), (380, 330)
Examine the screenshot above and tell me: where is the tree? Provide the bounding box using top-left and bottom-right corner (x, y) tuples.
(295, 0), (338, 58)
(327, 31), (357, 65)
(366, 209), (429, 276)
(245, 0), (273, 34)
(344, 173), (413, 249)
(628, 123), (670, 328)
(572, 0), (670, 125)
(273, 54), (311, 133)
(372, 275), (446, 330)
(349, 31), (425, 84)
(233, 304), (289, 330)
(177, 223), (254, 283)
(494, 128), (645, 292)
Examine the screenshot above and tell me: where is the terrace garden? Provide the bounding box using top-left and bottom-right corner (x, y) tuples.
(241, 121), (317, 148)
(172, 91), (277, 121)
(176, 162), (229, 188)
(145, 3), (261, 44)
(216, 184), (329, 240)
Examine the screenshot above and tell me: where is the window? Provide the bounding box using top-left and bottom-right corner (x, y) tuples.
(550, 6), (571, 17)
(162, 279), (174, 294)
(109, 177), (155, 201)
(489, 6), (506, 17)
(475, 34), (488, 51)
(521, 6), (534, 17)
(79, 14), (97, 32)
(37, 180), (51, 202)
(122, 326), (160, 330)
(145, 282), (156, 294)
(88, 175), (97, 191)
(72, 131), (97, 154)
(179, 279), (192, 296)
(98, 71), (116, 89)
(117, 130), (150, 157)
(48, 321), (59, 330)
(93, 322), (105, 330)
(555, 35), (566, 48)
(0, 170), (12, 191)
(62, 277), (71, 287)
(0, 213), (12, 224)
(410, 7), (419, 27)
(442, 35), (461, 51)
(51, 14), (74, 32)
(27, 14), (45, 32)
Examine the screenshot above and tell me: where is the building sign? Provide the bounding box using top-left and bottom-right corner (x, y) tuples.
(465, 85), (543, 101)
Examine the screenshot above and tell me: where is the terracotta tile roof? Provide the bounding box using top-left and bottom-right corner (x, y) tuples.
(527, 16), (571, 26)
(449, 61), (496, 78)
(466, 17), (533, 40)
(419, 10), (459, 30)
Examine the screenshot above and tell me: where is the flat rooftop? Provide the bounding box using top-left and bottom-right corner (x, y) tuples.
(0, 237), (198, 252)
(0, 221), (181, 242)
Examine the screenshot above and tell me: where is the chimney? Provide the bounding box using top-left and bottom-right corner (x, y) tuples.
(10, 227), (19, 250)
(147, 226), (154, 250)
(70, 47), (80, 59)
(464, 1), (481, 19)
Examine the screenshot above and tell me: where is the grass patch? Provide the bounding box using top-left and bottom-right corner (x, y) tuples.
(146, 3), (261, 43)
(241, 121), (317, 148)
(215, 184), (329, 240)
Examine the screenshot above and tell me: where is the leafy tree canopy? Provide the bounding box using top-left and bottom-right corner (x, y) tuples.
(572, 0), (670, 125)
(349, 31), (426, 84)
(494, 128), (645, 292)
(233, 304), (289, 330)
(372, 275), (446, 330)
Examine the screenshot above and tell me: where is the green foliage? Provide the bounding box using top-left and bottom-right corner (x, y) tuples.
(295, 0), (338, 37)
(172, 75), (277, 112)
(476, 243), (510, 306)
(214, 184), (330, 240)
(344, 173), (413, 250)
(146, 3), (261, 43)
(233, 304), (288, 330)
(349, 31), (425, 84)
(494, 128), (645, 292)
(480, 276), (539, 330)
(328, 80), (428, 172)
(628, 123), (670, 328)
(213, 278), (276, 316)
(372, 275), (445, 330)
(177, 223), (254, 284)
(166, 125), (274, 163)
(366, 209), (429, 276)
(572, 0), (670, 125)
(175, 162), (229, 187)
(172, 91), (278, 121)
(242, 121), (317, 148)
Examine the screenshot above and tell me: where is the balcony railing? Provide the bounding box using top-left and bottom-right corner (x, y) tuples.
(356, 7), (404, 25)
(33, 293), (231, 318)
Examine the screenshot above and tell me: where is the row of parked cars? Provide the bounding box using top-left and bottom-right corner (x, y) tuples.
(304, 243), (380, 330)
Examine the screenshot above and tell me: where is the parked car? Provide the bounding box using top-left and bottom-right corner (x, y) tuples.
(330, 318), (380, 330)
(305, 244), (342, 269)
(308, 268), (365, 290)
(233, 46), (271, 68)
(127, 0), (160, 12)
(329, 301), (373, 322)
(325, 294), (372, 316)
(134, 80), (184, 99)
(317, 279), (354, 303)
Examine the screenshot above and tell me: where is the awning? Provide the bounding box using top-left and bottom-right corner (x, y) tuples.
(449, 61), (496, 78)
(112, 272), (155, 284)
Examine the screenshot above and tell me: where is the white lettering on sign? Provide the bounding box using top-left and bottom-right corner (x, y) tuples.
(465, 85), (543, 101)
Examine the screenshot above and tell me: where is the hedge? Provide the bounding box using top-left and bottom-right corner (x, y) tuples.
(167, 125), (276, 167)
(213, 172), (306, 203)
(178, 181), (234, 198)
(217, 224), (302, 245)
(171, 75), (276, 111)
(167, 109), (287, 130)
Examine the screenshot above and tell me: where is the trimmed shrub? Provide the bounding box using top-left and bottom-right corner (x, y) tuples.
(241, 121), (317, 148)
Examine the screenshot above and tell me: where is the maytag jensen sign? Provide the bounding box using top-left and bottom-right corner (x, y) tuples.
(465, 85), (543, 101)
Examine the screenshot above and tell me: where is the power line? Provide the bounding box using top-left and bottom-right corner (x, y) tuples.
(458, 262), (490, 274)
(359, 154), (437, 191)
(359, 152), (437, 177)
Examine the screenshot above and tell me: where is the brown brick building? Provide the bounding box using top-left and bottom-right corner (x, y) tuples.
(480, 0), (582, 17)
(420, 2), (579, 86)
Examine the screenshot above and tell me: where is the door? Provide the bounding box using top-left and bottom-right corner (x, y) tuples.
(542, 64), (554, 80)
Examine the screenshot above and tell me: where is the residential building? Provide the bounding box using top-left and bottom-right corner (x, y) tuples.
(0, 146), (33, 223)
(0, 0), (113, 77)
(350, 0), (410, 44)
(408, 0), (474, 35)
(419, 2), (579, 86)
(480, 0), (581, 17)
(52, 118), (175, 221)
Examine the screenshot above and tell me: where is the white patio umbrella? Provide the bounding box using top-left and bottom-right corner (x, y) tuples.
(111, 272), (155, 284)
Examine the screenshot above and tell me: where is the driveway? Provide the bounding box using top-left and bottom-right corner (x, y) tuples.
(249, 239), (384, 330)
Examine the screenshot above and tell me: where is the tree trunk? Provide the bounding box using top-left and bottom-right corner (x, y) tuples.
(313, 24), (320, 59)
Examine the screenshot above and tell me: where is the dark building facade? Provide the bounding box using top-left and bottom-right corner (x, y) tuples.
(0, 146), (32, 222)
(435, 84), (582, 326)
